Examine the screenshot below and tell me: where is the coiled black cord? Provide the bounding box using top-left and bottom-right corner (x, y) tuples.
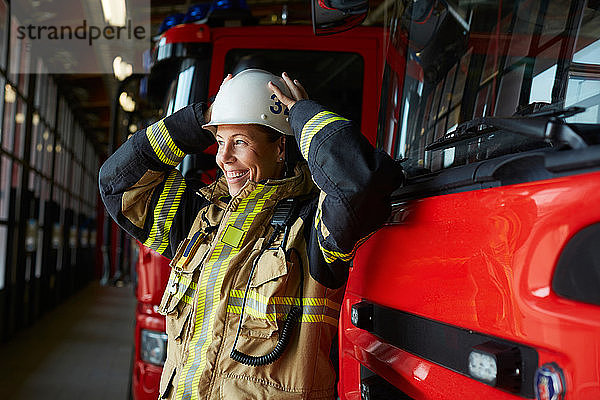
(230, 305), (301, 366)
(229, 204), (302, 366)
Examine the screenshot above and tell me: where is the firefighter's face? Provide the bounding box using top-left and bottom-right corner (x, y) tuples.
(215, 124), (285, 196)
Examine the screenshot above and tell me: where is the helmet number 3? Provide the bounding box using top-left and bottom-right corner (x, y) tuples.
(270, 94), (289, 116)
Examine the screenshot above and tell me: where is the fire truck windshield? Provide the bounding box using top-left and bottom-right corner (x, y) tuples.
(379, 0), (600, 177)
(224, 49), (364, 123)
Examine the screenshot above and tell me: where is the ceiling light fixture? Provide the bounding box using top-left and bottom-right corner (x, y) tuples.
(119, 92), (135, 112)
(113, 56), (133, 81)
(101, 0), (127, 27)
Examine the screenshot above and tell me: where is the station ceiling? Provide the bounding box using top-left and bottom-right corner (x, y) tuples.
(45, 0), (388, 157)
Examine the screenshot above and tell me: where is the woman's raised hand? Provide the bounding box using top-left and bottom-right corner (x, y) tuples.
(268, 72), (309, 111)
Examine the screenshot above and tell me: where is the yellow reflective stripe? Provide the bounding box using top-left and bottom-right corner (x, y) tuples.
(146, 120), (185, 166)
(226, 304), (339, 327)
(318, 231), (374, 264)
(143, 170), (186, 254)
(299, 111), (348, 159)
(157, 120), (185, 158)
(162, 271), (196, 307)
(314, 201), (373, 264)
(228, 289), (341, 311)
(176, 185), (277, 400)
(172, 284), (197, 304)
(179, 275), (197, 289)
(167, 272), (197, 290)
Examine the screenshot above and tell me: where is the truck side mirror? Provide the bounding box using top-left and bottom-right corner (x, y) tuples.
(311, 0), (368, 36)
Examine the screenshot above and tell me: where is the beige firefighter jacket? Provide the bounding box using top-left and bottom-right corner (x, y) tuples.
(99, 100), (403, 399)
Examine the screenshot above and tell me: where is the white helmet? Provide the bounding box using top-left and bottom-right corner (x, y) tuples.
(202, 69), (294, 136)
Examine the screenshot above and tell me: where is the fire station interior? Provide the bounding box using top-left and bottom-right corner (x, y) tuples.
(1, 0), (600, 399)
(0, 0), (388, 398)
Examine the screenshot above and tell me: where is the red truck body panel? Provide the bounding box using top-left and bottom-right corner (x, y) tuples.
(340, 172), (600, 399)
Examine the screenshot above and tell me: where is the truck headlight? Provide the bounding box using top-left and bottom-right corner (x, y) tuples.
(468, 350), (498, 384)
(468, 341), (521, 392)
(140, 329), (168, 366)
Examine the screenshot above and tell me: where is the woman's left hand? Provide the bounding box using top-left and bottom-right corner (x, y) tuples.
(268, 72), (309, 111)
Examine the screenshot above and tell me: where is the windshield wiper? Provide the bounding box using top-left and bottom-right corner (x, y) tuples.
(426, 106), (588, 151)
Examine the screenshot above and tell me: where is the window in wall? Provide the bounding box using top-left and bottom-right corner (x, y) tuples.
(8, 15), (20, 83)
(64, 120), (73, 154)
(495, 63), (527, 117)
(0, 0), (8, 71)
(565, 73), (600, 123)
(74, 129), (83, 164)
(0, 155), (9, 220)
(39, 177), (50, 221)
(54, 139), (64, 189)
(529, 64), (557, 103)
(14, 97), (27, 158)
(62, 190), (69, 212)
(12, 162), (22, 189)
(18, 35), (30, 94)
(539, 1), (568, 48)
(573, 38), (600, 65)
(28, 168), (38, 193)
(451, 50), (471, 110)
(0, 76), (5, 137)
(42, 127), (53, 177)
(34, 63), (47, 110)
(30, 113), (44, 170)
(52, 186), (62, 210)
(565, 32), (600, 124)
(2, 83), (15, 152)
(438, 65), (457, 119)
(55, 188), (64, 271)
(34, 223), (43, 278)
(62, 146), (72, 195)
(504, 0), (541, 67)
(46, 79), (57, 126)
(529, 42), (562, 104)
(71, 162), (81, 210)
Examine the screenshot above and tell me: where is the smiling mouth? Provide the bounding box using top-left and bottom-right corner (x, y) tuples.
(225, 170), (250, 183)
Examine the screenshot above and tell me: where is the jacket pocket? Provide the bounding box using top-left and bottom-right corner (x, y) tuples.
(159, 269), (197, 316)
(250, 246), (288, 288)
(231, 246), (290, 338)
(166, 304), (193, 341)
(158, 235), (210, 316)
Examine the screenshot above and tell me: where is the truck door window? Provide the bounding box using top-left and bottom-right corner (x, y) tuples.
(379, 0), (600, 179)
(565, 38), (600, 124)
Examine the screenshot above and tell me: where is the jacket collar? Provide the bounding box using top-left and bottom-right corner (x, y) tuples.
(197, 162), (317, 211)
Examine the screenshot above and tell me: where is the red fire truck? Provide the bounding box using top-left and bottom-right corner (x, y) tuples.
(337, 1), (600, 400)
(132, 0), (600, 399)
